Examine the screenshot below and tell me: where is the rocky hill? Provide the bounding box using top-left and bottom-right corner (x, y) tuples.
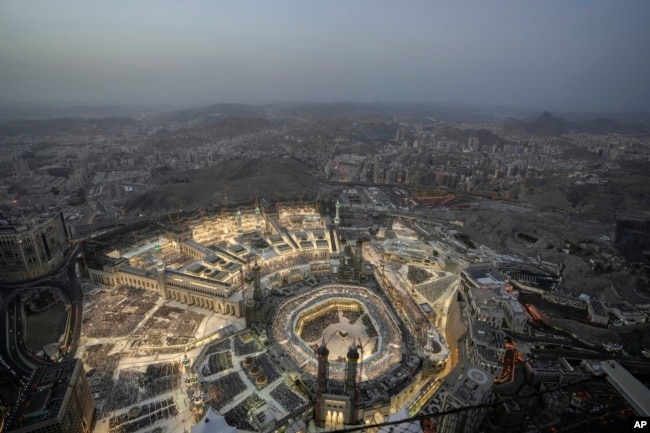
(502, 111), (650, 135)
(124, 156), (319, 214)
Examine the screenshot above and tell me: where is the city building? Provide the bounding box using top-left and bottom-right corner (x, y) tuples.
(0, 212), (70, 282)
(83, 204), (344, 319)
(606, 301), (646, 325)
(5, 359), (95, 433)
(601, 360), (650, 416)
(438, 366), (492, 433)
(462, 263), (528, 333)
(524, 358), (587, 387)
(467, 319), (505, 373)
(587, 299), (609, 325)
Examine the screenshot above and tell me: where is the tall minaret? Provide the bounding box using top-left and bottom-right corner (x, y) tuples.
(255, 205), (261, 234)
(244, 272), (255, 328)
(334, 200), (341, 227)
(236, 209), (243, 240)
(252, 261), (262, 302)
(155, 244), (168, 298)
(345, 344), (359, 424)
(315, 341), (330, 427)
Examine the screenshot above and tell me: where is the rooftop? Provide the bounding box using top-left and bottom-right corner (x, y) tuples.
(6, 359), (82, 431)
(601, 360), (650, 416)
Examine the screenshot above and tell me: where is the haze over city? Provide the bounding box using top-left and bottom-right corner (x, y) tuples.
(2, 2), (650, 433)
(1, 1), (650, 111)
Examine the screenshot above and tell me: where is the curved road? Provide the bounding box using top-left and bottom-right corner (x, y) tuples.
(0, 246), (82, 384)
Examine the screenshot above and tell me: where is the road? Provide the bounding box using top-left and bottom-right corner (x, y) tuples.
(363, 239), (473, 412)
(0, 246), (83, 384)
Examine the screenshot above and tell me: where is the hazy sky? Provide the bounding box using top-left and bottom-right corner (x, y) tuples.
(1, 1), (649, 111)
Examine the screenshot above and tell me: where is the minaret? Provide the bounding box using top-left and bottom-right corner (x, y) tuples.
(255, 205), (261, 234)
(155, 244), (168, 298)
(345, 344), (359, 424)
(315, 341), (330, 427)
(236, 209), (243, 240)
(252, 261), (262, 302)
(334, 200), (341, 227)
(244, 272), (255, 328)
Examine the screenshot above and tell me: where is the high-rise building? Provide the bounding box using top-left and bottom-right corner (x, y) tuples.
(373, 157), (385, 184)
(12, 158), (33, 178)
(467, 137), (479, 152)
(385, 168), (398, 184)
(315, 342), (330, 427)
(5, 359), (95, 433)
(344, 345), (359, 423)
(438, 366), (492, 433)
(0, 212), (70, 282)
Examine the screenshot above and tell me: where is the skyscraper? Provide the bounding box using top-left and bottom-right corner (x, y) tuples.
(438, 366), (492, 433)
(5, 359), (95, 433)
(0, 212), (70, 282)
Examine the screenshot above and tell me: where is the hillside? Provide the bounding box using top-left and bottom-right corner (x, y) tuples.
(198, 116), (275, 137)
(0, 117), (136, 137)
(501, 111), (650, 135)
(161, 103), (266, 122)
(124, 156), (319, 214)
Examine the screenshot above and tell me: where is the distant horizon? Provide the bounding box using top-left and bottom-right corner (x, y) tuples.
(2, 2), (649, 114)
(1, 99), (648, 118)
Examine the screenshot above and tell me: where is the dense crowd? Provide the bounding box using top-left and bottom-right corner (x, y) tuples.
(109, 398), (175, 429)
(270, 382), (306, 412)
(83, 285), (158, 338)
(415, 275), (458, 302)
(105, 370), (143, 414)
(201, 339), (232, 360)
(146, 362), (180, 378)
(142, 362), (181, 396)
(84, 349), (123, 418)
(83, 343), (115, 369)
(298, 309), (339, 342)
(407, 265), (433, 284)
(399, 295), (428, 336)
(342, 309), (363, 325)
(88, 359), (182, 419)
(132, 305), (205, 347)
(224, 394), (267, 431)
(193, 338), (232, 372)
(202, 351), (233, 376)
(233, 334), (263, 356)
(205, 372), (247, 411)
(108, 398), (178, 433)
(362, 315), (379, 338)
(251, 353), (281, 383)
(270, 284), (403, 381)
